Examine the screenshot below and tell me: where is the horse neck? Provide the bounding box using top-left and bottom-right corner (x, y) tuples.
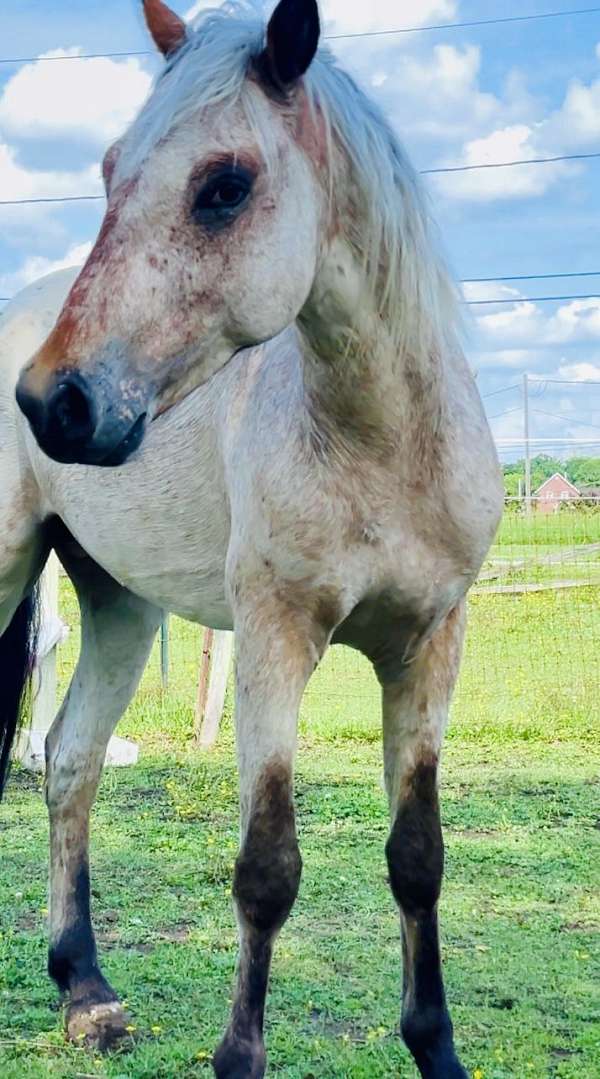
(296, 236), (445, 450)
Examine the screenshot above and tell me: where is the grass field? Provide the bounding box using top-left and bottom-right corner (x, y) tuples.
(484, 508), (600, 590)
(0, 563), (598, 1077)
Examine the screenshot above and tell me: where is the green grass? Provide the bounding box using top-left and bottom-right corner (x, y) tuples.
(484, 507), (600, 590)
(0, 576), (598, 1077)
(494, 508), (600, 550)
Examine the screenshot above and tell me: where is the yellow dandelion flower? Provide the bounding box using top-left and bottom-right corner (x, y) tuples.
(151, 1025), (162, 1035)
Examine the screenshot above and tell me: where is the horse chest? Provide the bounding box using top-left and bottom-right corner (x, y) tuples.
(31, 400), (235, 627)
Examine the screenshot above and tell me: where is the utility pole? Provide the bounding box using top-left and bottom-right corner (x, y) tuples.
(523, 372), (532, 514)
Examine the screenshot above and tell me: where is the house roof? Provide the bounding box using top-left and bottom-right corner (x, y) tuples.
(534, 472), (581, 496)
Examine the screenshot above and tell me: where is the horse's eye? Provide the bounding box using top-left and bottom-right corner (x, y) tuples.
(193, 168), (253, 228)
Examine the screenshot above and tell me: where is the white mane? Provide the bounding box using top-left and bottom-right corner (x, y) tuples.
(120, 1), (461, 363)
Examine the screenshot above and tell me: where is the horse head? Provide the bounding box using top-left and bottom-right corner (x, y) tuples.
(16, 0), (327, 466)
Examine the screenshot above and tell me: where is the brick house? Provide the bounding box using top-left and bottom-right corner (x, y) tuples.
(534, 472), (580, 513)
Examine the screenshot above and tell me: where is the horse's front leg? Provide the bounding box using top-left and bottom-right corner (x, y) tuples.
(45, 550), (161, 1050)
(213, 592), (326, 1079)
(381, 604), (468, 1079)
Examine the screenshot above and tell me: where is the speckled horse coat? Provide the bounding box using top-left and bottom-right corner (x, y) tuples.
(0, 2), (503, 1077)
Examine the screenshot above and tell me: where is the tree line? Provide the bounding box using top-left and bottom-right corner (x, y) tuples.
(502, 455), (600, 497)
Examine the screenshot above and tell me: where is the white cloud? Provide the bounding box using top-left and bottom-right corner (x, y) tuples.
(472, 289), (600, 350)
(0, 241), (91, 297)
(0, 49), (152, 143)
(322, 0), (457, 36)
(0, 141), (102, 203)
(558, 361), (600, 381)
(185, 1), (458, 31)
(185, 0), (218, 19)
(373, 44), (499, 142)
(463, 281), (522, 304)
(542, 74), (600, 153)
(476, 301), (543, 344)
(473, 348), (535, 369)
(547, 299), (600, 344)
(433, 124), (575, 201)
(434, 43), (600, 202)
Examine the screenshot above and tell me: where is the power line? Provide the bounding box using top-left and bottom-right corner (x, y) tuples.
(2, 6), (600, 65)
(529, 377), (600, 386)
(421, 151), (600, 174)
(0, 195), (103, 207)
(532, 407), (600, 431)
(488, 406), (523, 421)
(496, 436), (600, 443)
(482, 383), (522, 399)
(329, 7), (600, 39)
(3, 150), (600, 209)
(0, 50), (152, 66)
(464, 270), (600, 284)
(466, 293), (600, 305)
(496, 438), (600, 445)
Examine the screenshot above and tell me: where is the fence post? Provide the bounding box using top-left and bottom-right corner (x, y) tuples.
(195, 629), (233, 748)
(16, 554), (140, 771)
(14, 553), (62, 769)
(160, 615), (170, 689)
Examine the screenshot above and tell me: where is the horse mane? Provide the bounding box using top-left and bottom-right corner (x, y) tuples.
(123, 0), (461, 363)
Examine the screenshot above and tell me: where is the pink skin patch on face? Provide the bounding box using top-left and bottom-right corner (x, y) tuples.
(33, 178), (139, 375)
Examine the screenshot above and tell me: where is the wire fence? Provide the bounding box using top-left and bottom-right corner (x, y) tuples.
(54, 497), (600, 748)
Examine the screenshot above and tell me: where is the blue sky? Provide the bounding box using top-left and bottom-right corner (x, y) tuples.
(1, 0), (600, 461)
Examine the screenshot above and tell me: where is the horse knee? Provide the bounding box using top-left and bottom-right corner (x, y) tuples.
(45, 729), (102, 817)
(234, 758), (301, 934)
(385, 758), (443, 915)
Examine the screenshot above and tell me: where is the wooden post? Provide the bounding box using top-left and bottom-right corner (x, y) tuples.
(196, 627), (214, 737)
(195, 629), (233, 749)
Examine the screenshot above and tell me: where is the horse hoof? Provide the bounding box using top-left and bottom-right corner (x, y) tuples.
(66, 1000), (132, 1052)
(416, 1053), (468, 1079)
(213, 1030), (266, 1079)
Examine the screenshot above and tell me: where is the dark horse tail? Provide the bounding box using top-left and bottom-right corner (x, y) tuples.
(0, 590), (39, 799)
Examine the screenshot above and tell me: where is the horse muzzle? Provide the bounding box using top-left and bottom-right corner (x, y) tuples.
(16, 366), (150, 467)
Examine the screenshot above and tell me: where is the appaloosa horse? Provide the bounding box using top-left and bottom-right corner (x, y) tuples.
(1, 1), (503, 1075)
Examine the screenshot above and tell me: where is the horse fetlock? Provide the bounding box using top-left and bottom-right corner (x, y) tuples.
(402, 1006), (464, 1079)
(66, 999), (131, 1052)
(234, 841), (301, 934)
(385, 759), (444, 916)
(213, 1028), (266, 1079)
(234, 759), (301, 934)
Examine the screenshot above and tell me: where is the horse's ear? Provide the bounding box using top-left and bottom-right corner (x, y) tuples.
(142, 0), (188, 58)
(260, 0), (320, 92)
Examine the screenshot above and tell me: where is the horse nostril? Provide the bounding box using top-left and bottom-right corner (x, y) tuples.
(15, 380), (46, 434)
(47, 375), (97, 443)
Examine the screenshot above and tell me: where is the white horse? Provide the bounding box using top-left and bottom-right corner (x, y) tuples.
(1, 1), (503, 1075)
